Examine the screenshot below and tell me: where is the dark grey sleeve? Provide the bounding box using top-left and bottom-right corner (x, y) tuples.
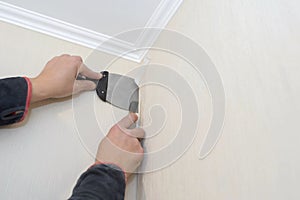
(0, 77), (31, 126)
(69, 164), (126, 200)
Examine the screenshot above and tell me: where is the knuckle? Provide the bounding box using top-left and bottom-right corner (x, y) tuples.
(135, 149), (144, 161)
(138, 146), (144, 154)
(139, 128), (145, 137)
(51, 56), (60, 62)
(133, 140), (143, 150)
(72, 56), (83, 63)
(109, 125), (121, 135)
(68, 56), (83, 68)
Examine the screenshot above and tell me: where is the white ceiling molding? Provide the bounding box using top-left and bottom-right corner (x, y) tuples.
(0, 0), (183, 62)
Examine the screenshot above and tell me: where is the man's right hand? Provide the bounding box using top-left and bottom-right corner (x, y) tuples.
(96, 113), (144, 181)
(30, 54), (101, 103)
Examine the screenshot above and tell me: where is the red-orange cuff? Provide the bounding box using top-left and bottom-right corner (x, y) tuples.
(20, 77), (32, 121)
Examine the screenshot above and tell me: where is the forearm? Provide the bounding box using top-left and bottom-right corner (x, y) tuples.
(69, 163), (126, 200)
(30, 77), (50, 103)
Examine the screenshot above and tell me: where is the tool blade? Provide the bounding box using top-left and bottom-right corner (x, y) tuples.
(108, 73), (139, 113)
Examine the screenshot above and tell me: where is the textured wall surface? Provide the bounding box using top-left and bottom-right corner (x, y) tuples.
(138, 0), (300, 199)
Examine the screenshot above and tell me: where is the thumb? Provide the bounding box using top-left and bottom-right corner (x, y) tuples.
(118, 113), (138, 128)
(79, 64), (102, 80)
(74, 80), (96, 94)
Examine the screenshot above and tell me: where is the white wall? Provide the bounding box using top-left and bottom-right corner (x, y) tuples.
(138, 0), (300, 199)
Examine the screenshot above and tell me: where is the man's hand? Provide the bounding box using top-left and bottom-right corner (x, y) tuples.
(96, 113), (144, 181)
(30, 54), (101, 103)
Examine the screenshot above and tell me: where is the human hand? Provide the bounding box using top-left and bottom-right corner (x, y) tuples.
(30, 54), (101, 103)
(96, 113), (144, 181)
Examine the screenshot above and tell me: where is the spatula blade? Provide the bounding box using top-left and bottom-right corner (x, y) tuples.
(96, 71), (139, 113)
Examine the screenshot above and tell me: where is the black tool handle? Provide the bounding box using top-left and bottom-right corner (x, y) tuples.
(95, 71), (109, 102)
(76, 71), (109, 102)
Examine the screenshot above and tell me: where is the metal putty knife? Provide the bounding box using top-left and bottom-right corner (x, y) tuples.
(77, 71), (139, 113)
